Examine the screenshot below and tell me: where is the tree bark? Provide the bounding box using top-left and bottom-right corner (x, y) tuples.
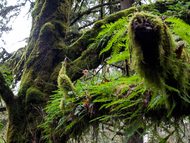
(5, 0), (72, 142)
(120, 0), (134, 10)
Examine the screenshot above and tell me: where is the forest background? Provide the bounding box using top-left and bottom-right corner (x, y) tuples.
(0, 0), (190, 143)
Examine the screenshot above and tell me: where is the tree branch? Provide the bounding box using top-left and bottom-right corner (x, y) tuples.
(67, 3), (159, 81)
(67, 7), (140, 81)
(70, 1), (120, 26)
(78, 19), (99, 30)
(0, 72), (14, 105)
(68, 6), (137, 60)
(78, 0), (85, 12)
(0, 107), (6, 112)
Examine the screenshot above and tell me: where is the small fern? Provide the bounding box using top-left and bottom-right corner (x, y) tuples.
(88, 16), (130, 64)
(165, 17), (190, 45)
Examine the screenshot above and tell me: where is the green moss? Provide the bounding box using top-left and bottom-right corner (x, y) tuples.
(53, 41), (67, 50)
(58, 62), (75, 114)
(31, 0), (42, 18)
(53, 20), (67, 35)
(25, 87), (44, 111)
(128, 12), (189, 113)
(39, 22), (55, 36)
(29, 18), (40, 41)
(25, 57), (35, 68)
(128, 12), (172, 88)
(7, 125), (21, 142)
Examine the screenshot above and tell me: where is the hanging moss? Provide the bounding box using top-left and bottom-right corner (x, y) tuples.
(58, 61), (75, 114)
(128, 12), (189, 115)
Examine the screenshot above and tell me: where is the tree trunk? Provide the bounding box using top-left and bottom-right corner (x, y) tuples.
(120, 0), (134, 10)
(6, 0), (72, 142)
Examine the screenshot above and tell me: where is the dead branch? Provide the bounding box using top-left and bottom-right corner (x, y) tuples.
(0, 107), (6, 112)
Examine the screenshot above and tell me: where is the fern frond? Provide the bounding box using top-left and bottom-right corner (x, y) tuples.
(165, 17), (190, 45)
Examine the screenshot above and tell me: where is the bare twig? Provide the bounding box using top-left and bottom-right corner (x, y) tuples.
(0, 107), (6, 112)
(70, 1), (120, 26)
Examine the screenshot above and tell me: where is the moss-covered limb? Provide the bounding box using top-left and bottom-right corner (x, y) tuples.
(0, 47), (13, 65)
(66, 4), (161, 81)
(67, 7), (137, 62)
(67, 44), (112, 81)
(66, 3), (164, 63)
(0, 72), (14, 105)
(128, 12), (189, 90)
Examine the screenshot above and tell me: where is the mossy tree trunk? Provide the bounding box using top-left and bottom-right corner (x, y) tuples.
(4, 0), (73, 142)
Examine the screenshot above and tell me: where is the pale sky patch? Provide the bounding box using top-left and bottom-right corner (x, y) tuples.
(0, 1), (32, 53)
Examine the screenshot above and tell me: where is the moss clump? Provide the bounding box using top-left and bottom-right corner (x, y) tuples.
(129, 12), (174, 88)
(58, 61), (75, 114)
(39, 22), (55, 37)
(31, 0), (42, 18)
(26, 87), (43, 102)
(53, 20), (67, 36)
(25, 87), (44, 111)
(128, 12), (189, 114)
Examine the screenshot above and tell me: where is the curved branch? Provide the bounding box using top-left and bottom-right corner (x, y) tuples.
(70, 1), (120, 26)
(0, 3), (25, 18)
(0, 72), (14, 105)
(0, 47), (12, 64)
(78, 0), (85, 12)
(67, 3), (158, 80)
(0, 107), (6, 112)
(78, 19), (99, 30)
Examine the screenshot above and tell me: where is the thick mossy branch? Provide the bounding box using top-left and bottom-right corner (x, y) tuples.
(5, 0), (72, 142)
(67, 5), (146, 61)
(67, 42), (112, 81)
(0, 72), (14, 105)
(66, 3), (172, 81)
